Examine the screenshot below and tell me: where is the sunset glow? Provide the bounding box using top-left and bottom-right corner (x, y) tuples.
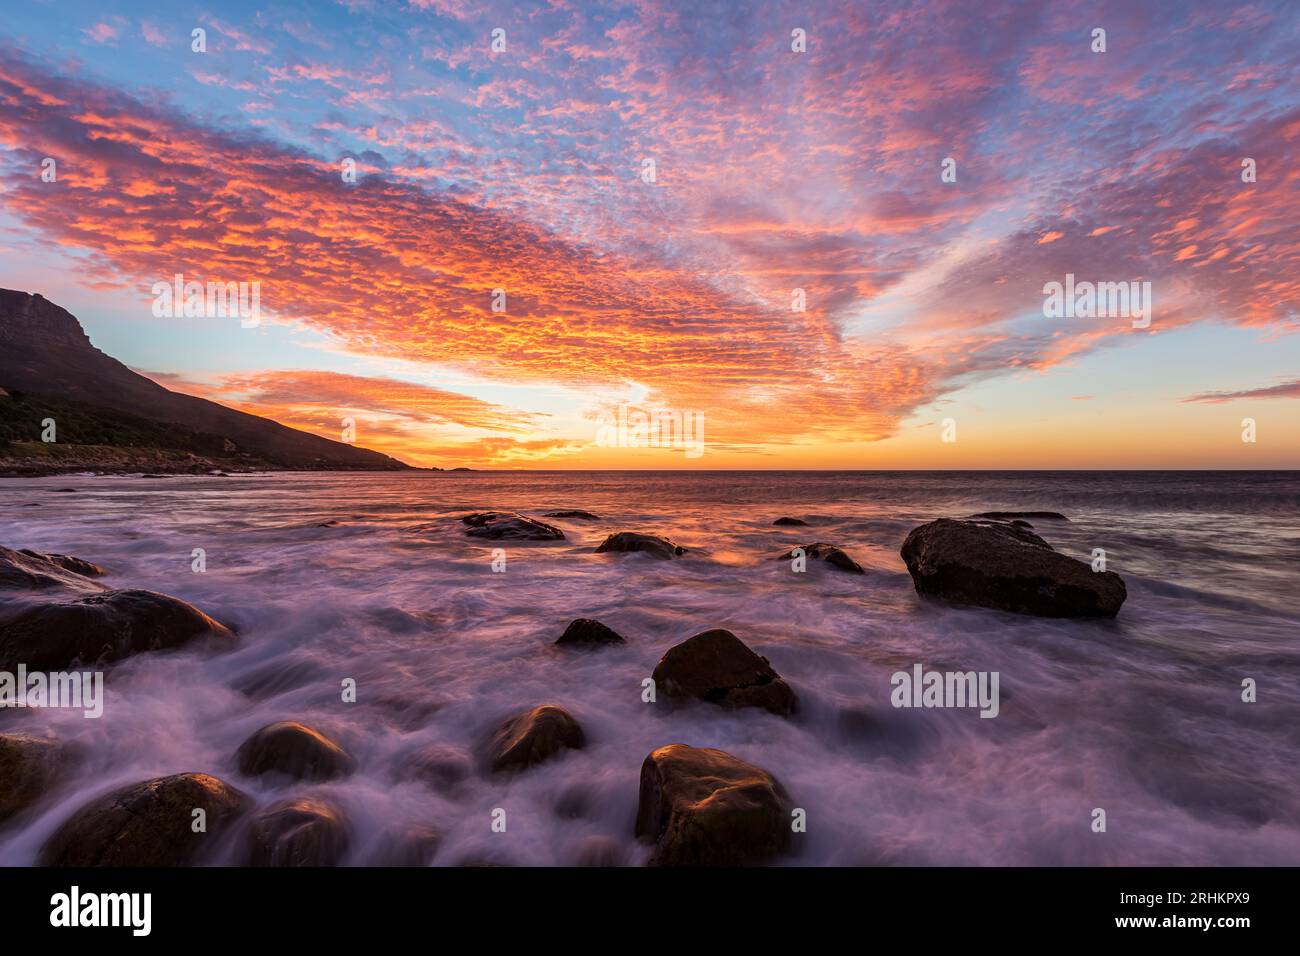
(1, 0), (1297, 468)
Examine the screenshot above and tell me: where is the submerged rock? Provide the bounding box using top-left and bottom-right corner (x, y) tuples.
(248, 795), (351, 867)
(17, 550), (106, 577)
(236, 721), (356, 781)
(462, 512), (565, 541)
(394, 744), (472, 794)
(778, 542), (864, 574)
(595, 532), (685, 560)
(485, 704), (585, 773)
(651, 629), (796, 716)
(772, 517), (808, 526)
(570, 835), (629, 867)
(900, 518), (1126, 618)
(543, 510), (600, 521)
(370, 823), (442, 867)
(970, 511), (1068, 521)
(0, 588), (235, 671)
(39, 772), (252, 866)
(0, 732), (71, 824)
(634, 744), (794, 866)
(555, 618), (626, 647)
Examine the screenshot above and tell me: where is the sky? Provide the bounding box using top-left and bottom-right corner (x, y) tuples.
(0, 0), (1297, 469)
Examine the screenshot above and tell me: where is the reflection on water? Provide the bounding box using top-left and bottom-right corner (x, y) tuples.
(1, 470), (1298, 865)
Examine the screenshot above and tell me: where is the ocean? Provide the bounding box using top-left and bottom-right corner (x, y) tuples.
(2, 470), (1298, 865)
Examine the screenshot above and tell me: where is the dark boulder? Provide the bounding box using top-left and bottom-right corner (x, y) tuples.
(484, 705), (585, 773)
(900, 518), (1126, 618)
(543, 510), (600, 521)
(595, 532), (684, 560)
(0, 588), (235, 671)
(0, 732), (71, 823)
(235, 721), (356, 782)
(39, 772), (251, 866)
(555, 618), (626, 647)
(0, 545), (102, 592)
(772, 517), (808, 526)
(18, 550), (106, 577)
(461, 512), (565, 541)
(651, 629), (796, 716)
(778, 542), (864, 574)
(248, 795), (351, 867)
(634, 744), (794, 866)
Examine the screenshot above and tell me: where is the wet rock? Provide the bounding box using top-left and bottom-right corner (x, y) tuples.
(485, 704), (585, 773)
(0, 732), (70, 823)
(900, 518), (1126, 618)
(236, 721), (356, 781)
(651, 629), (796, 716)
(17, 550), (106, 577)
(248, 795), (351, 867)
(970, 511), (1068, 521)
(571, 835), (629, 867)
(553, 783), (594, 820)
(39, 772), (252, 866)
(543, 510), (600, 521)
(461, 512), (565, 541)
(772, 517), (808, 526)
(0, 588), (235, 671)
(595, 531), (685, 560)
(0, 545), (102, 592)
(778, 542), (864, 574)
(555, 618), (626, 647)
(395, 744), (472, 794)
(371, 824), (441, 866)
(634, 744), (794, 866)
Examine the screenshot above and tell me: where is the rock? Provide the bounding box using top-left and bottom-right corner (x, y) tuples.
(485, 705), (585, 773)
(461, 512), (565, 541)
(595, 532), (685, 560)
(778, 542), (864, 574)
(555, 618), (626, 647)
(634, 744), (794, 866)
(39, 772), (252, 866)
(235, 721), (356, 781)
(900, 518), (1126, 618)
(570, 835), (629, 867)
(543, 510), (600, 521)
(371, 824), (441, 866)
(651, 629), (796, 716)
(248, 795), (351, 867)
(772, 517), (808, 526)
(0, 732), (70, 823)
(0, 545), (102, 592)
(17, 550), (105, 577)
(394, 744), (472, 794)
(0, 588), (235, 671)
(970, 511), (1068, 521)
